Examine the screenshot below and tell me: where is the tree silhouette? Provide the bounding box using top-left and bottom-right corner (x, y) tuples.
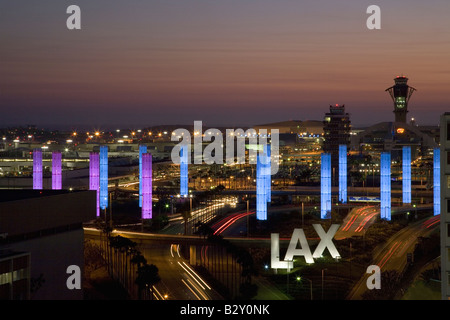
(135, 264), (161, 300)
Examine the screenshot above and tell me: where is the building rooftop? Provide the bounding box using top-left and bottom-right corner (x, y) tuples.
(0, 189), (80, 203)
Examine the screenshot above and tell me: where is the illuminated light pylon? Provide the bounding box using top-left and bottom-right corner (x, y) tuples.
(89, 152), (100, 217)
(321, 153), (331, 219)
(52, 151), (62, 190)
(256, 144), (271, 221)
(339, 145), (347, 203)
(402, 146), (411, 204)
(142, 153), (153, 220)
(99, 146), (108, 210)
(180, 144), (188, 197)
(434, 148), (440, 216)
(139, 145), (147, 207)
(380, 152), (391, 221)
(33, 149), (43, 190)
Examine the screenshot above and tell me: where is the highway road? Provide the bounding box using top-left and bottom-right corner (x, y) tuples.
(85, 228), (223, 300)
(346, 214), (440, 300)
(336, 206), (379, 239)
(139, 242), (223, 300)
(159, 196), (238, 235)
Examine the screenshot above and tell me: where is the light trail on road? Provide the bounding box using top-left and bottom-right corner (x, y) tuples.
(341, 206), (377, 232)
(212, 210), (255, 235)
(377, 241), (405, 269)
(422, 215), (440, 229)
(169, 243), (214, 300)
(354, 209), (379, 233)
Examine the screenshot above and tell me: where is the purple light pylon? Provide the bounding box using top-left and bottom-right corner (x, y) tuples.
(52, 151), (62, 190)
(142, 153), (153, 220)
(33, 149), (43, 190)
(89, 152), (100, 217)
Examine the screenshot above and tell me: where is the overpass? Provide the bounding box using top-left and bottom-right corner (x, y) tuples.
(83, 226), (293, 249)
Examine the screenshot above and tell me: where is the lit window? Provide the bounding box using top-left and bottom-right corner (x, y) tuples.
(0, 272), (12, 285)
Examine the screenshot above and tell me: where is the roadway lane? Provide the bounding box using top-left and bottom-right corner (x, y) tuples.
(346, 215), (440, 300)
(159, 197), (238, 235)
(336, 206), (379, 239)
(139, 242), (223, 300)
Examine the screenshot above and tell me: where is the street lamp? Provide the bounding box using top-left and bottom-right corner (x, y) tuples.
(301, 202), (304, 228)
(321, 268), (328, 300)
(286, 259), (293, 294)
(297, 276), (313, 300)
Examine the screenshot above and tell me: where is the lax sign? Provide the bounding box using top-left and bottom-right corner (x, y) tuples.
(271, 224), (341, 268)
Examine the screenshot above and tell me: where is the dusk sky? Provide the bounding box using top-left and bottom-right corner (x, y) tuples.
(1, 0), (450, 129)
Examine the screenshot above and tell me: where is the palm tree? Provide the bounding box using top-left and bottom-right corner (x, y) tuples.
(130, 251), (147, 299)
(135, 264), (161, 300)
(108, 235), (120, 279)
(118, 236), (137, 290)
(94, 218), (113, 273)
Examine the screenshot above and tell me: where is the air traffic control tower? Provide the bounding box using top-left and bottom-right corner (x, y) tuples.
(385, 76), (417, 123)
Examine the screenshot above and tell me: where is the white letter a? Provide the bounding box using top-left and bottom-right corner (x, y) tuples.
(67, 5), (81, 30)
(366, 5), (381, 30)
(366, 265), (381, 290)
(66, 265), (81, 289)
